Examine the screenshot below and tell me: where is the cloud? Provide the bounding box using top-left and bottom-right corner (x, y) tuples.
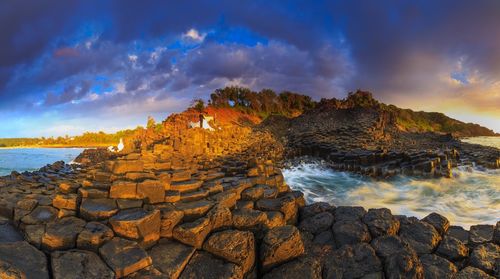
(182, 28), (206, 42)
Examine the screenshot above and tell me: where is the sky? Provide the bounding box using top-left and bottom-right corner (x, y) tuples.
(1, 0), (500, 137)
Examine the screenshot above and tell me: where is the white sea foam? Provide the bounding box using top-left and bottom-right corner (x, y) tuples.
(283, 163), (500, 229)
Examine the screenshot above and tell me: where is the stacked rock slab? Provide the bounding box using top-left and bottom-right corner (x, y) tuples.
(0, 108), (498, 278)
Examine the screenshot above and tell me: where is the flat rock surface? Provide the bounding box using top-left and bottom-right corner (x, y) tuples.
(0, 241), (49, 279)
(149, 239), (196, 279)
(51, 250), (114, 279)
(99, 237), (152, 278)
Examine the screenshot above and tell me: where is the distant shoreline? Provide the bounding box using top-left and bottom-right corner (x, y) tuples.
(0, 145), (108, 150)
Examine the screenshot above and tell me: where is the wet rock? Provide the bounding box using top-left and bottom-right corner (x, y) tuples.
(422, 212), (449, 235)
(51, 249), (114, 279)
(77, 222), (114, 251)
(399, 219), (441, 255)
(172, 217), (212, 249)
(260, 225), (305, 272)
(298, 211), (334, 235)
(420, 254), (457, 279)
(137, 180), (164, 204)
(232, 208), (268, 231)
(21, 205), (58, 225)
(149, 239), (196, 279)
(0, 221), (23, 243)
(179, 251), (243, 279)
(109, 208), (161, 248)
(334, 206), (366, 222)
(203, 230), (255, 274)
(370, 235), (410, 260)
(99, 237), (152, 278)
(262, 256), (321, 279)
(323, 242), (382, 279)
(160, 208), (184, 238)
(332, 219), (371, 247)
(469, 225), (494, 246)
(41, 216), (86, 251)
(469, 243), (500, 274)
(447, 225), (469, 244)
(384, 249), (424, 279)
(362, 208), (399, 238)
(0, 241), (49, 279)
(455, 266), (495, 279)
(436, 235), (469, 261)
(299, 202), (335, 221)
(80, 198), (118, 221)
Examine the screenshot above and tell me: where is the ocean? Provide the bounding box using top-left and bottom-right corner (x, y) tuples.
(283, 136), (500, 228)
(0, 148), (84, 176)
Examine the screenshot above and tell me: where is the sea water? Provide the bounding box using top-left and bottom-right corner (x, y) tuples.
(0, 148), (84, 176)
(283, 137), (500, 228)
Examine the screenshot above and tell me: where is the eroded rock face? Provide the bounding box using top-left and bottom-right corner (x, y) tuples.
(262, 256), (321, 279)
(0, 241), (49, 279)
(260, 225), (304, 272)
(420, 254), (457, 279)
(436, 235), (469, 261)
(332, 219), (371, 247)
(99, 237), (152, 278)
(469, 225), (494, 246)
(399, 218), (441, 255)
(455, 266), (495, 279)
(203, 230), (255, 274)
(469, 243), (500, 274)
(51, 250), (114, 279)
(173, 217), (212, 249)
(384, 249), (424, 279)
(362, 208), (400, 238)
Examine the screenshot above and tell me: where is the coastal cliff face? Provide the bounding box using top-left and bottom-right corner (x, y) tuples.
(0, 94), (499, 278)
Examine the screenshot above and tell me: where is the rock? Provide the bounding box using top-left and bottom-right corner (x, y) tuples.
(299, 202), (335, 220)
(469, 243), (500, 274)
(174, 200), (214, 221)
(172, 217), (212, 249)
(77, 222), (114, 251)
(52, 194), (78, 210)
(362, 208), (399, 238)
(255, 195), (297, 225)
(207, 205), (233, 230)
(399, 219), (441, 255)
(171, 170), (192, 183)
(447, 225), (469, 244)
(0, 241), (49, 279)
(264, 211), (285, 229)
(51, 250), (114, 279)
(110, 181), (137, 199)
(262, 256), (322, 279)
(332, 219), (371, 247)
(99, 237), (152, 278)
(436, 235), (469, 261)
(260, 225), (305, 272)
(209, 191), (238, 209)
(494, 221), (500, 245)
(149, 239), (196, 279)
(160, 208), (184, 238)
(241, 186), (265, 201)
(232, 208), (268, 231)
(20, 205), (58, 225)
(80, 198), (118, 221)
(179, 251), (243, 279)
(313, 230), (334, 245)
(323, 243), (382, 279)
(23, 224), (45, 248)
(41, 216), (86, 251)
(469, 224), (494, 246)
(370, 235), (410, 260)
(422, 212), (449, 235)
(203, 230), (255, 274)
(116, 199), (143, 209)
(112, 160), (144, 174)
(137, 180), (165, 204)
(298, 211), (334, 235)
(171, 180), (203, 193)
(109, 208), (161, 247)
(334, 206), (366, 222)
(455, 266), (495, 279)
(384, 249), (424, 279)
(420, 254), (457, 279)
(0, 222), (23, 243)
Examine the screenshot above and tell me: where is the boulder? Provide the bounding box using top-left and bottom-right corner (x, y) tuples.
(179, 251), (243, 279)
(51, 250), (114, 279)
(469, 225), (494, 246)
(332, 219), (371, 247)
(362, 208), (399, 238)
(264, 211), (286, 229)
(109, 208), (161, 247)
(323, 243), (382, 279)
(112, 160), (144, 174)
(80, 198), (118, 221)
(0, 222), (23, 243)
(99, 237), (152, 278)
(399, 219), (441, 255)
(299, 202), (335, 221)
(455, 266), (495, 279)
(469, 243), (500, 274)
(0, 241), (49, 279)
(160, 208), (184, 238)
(174, 200), (214, 221)
(207, 205), (233, 230)
(422, 212), (450, 235)
(334, 206), (366, 222)
(447, 225), (469, 244)
(203, 230), (255, 274)
(149, 239), (196, 279)
(262, 256), (322, 279)
(298, 211), (334, 235)
(255, 195), (297, 225)
(172, 217), (212, 249)
(370, 235), (410, 260)
(384, 249), (424, 279)
(260, 225), (305, 272)
(77, 222), (114, 251)
(419, 254), (457, 279)
(436, 235), (469, 261)
(41, 216), (86, 251)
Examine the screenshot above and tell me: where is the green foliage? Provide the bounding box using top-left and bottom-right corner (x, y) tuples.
(191, 98), (205, 112)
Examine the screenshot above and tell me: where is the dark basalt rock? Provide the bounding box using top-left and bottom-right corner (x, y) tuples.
(332, 219), (371, 247)
(420, 254), (457, 279)
(383, 249), (424, 279)
(299, 202), (335, 220)
(469, 243), (500, 274)
(455, 266), (495, 279)
(422, 212), (450, 235)
(436, 235), (469, 261)
(179, 251), (243, 279)
(299, 211), (334, 235)
(362, 208), (400, 238)
(260, 225), (304, 272)
(0, 241), (49, 279)
(149, 239), (196, 279)
(446, 225), (469, 244)
(99, 237), (152, 278)
(51, 250), (114, 279)
(399, 218), (441, 255)
(469, 224), (495, 246)
(323, 242), (382, 279)
(334, 206), (366, 222)
(371, 235), (411, 260)
(263, 256), (321, 279)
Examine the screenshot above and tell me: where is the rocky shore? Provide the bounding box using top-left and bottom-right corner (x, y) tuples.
(0, 103), (499, 278)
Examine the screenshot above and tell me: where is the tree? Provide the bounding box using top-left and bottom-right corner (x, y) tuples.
(191, 99), (205, 112)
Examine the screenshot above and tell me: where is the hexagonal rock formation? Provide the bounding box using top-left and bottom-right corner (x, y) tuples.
(0, 241), (49, 279)
(51, 250), (114, 279)
(109, 208), (161, 247)
(99, 237), (152, 278)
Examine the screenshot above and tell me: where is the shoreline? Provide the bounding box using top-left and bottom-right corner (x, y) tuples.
(0, 145), (108, 150)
